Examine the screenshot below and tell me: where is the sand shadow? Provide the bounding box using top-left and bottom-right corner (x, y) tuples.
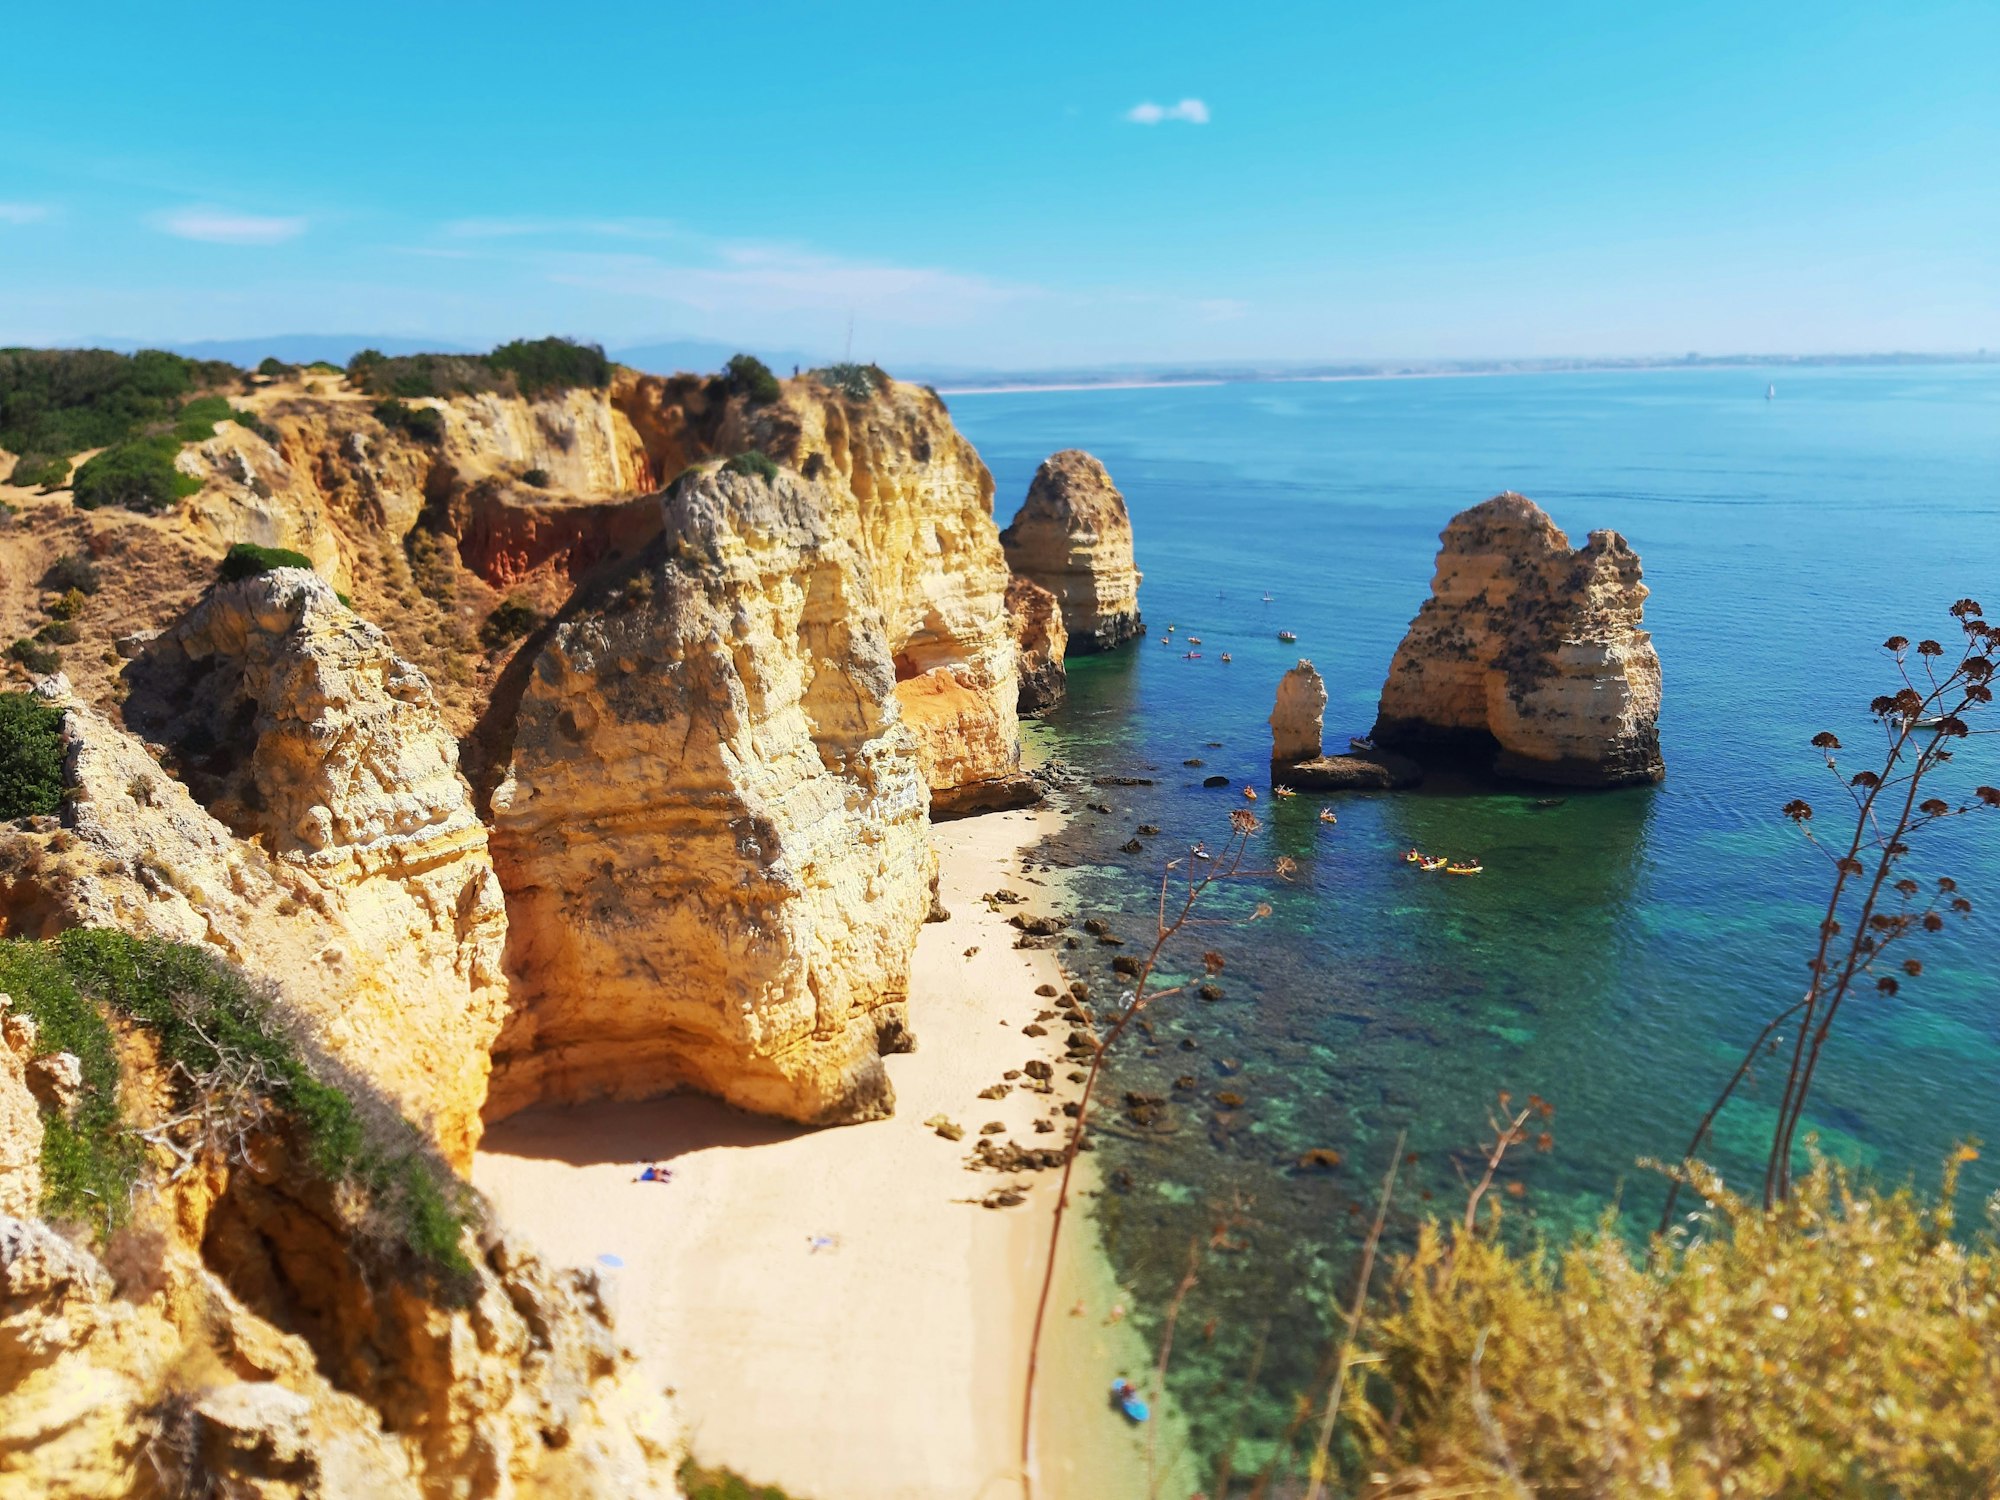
(478, 1091), (814, 1168)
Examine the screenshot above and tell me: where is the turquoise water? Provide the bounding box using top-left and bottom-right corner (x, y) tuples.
(948, 365), (2000, 1473)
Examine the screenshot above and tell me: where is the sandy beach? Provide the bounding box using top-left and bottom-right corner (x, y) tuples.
(476, 805), (1183, 1500)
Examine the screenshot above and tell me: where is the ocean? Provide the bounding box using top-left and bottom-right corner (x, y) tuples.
(947, 364), (2000, 1470)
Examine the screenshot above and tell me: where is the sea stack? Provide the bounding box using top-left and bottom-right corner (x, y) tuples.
(1008, 575), (1069, 715)
(1269, 660), (1423, 791)
(999, 450), (1143, 652)
(1371, 493), (1664, 787)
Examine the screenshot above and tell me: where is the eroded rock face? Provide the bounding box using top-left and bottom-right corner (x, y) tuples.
(1270, 660), (1328, 763)
(611, 372), (1027, 804)
(1000, 450), (1143, 653)
(85, 573), (507, 1165)
(1371, 494), (1664, 787)
(1007, 576), (1068, 716)
(487, 468), (933, 1125)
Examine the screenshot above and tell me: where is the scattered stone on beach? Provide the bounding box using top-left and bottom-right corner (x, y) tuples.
(1034, 983), (1059, 997)
(1034, 1118), (1055, 1134)
(1202, 774), (1230, 788)
(980, 1121), (1006, 1135)
(963, 947), (979, 958)
(979, 1084), (1010, 1099)
(980, 1185), (1029, 1209)
(1009, 913), (1067, 936)
(1022, 1023), (1047, 1037)
(1023, 1060), (1053, 1081)
(1068, 1071), (1087, 1083)
(1069, 980), (1091, 1000)
(987, 889), (1024, 905)
(1003, 1069), (1022, 1080)
(928, 1115), (965, 1141)
(1014, 932), (1063, 950)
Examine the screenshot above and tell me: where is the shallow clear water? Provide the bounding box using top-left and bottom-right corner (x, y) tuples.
(948, 365), (2000, 1471)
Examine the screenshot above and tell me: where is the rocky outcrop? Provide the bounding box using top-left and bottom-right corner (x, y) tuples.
(1007, 576), (1068, 716)
(0, 1005), (42, 1219)
(1271, 660), (1328, 763)
(611, 371), (1029, 807)
(1000, 450), (1143, 653)
(1371, 494), (1664, 787)
(486, 467), (934, 1125)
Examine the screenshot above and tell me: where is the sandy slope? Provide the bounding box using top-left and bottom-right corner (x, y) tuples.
(477, 807), (1183, 1500)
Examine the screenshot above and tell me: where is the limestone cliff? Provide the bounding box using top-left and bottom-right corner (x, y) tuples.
(1270, 660), (1328, 763)
(1370, 493), (1664, 787)
(610, 371), (1031, 806)
(999, 450), (1143, 652)
(1007, 576), (1067, 715)
(486, 466), (934, 1125)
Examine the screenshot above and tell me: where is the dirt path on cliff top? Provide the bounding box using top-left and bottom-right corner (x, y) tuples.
(477, 806), (1197, 1500)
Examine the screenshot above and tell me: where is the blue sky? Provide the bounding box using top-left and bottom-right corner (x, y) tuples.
(2, 1), (1994, 368)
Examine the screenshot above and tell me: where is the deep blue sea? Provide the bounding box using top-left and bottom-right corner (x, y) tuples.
(947, 364), (2000, 1468)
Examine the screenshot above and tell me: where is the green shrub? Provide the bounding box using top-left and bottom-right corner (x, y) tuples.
(519, 467), (550, 489)
(71, 435), (203, 512)
(0, 690), (65, 819)
(373, 399), (446, 444)
(219, 542), (316, 582)
(35, 620), (79, 646)
(678, 1458), (798, 1500)
(723, 353), (781, 405)
(0, 347), (219, 458)
(1354, 1154), (2000, 1496)
(808, 362), (889, 401)
(486, 336), (611, 395)
(723, 450), (779, 481)
(48, 587), (88, 621)
(479, 596), (544, 650)
(256, 356), (294, 378)
(8, 638), (61, 674)
(43, 553), (100, 595)
(8, 452), (69, 489)
(1, 931), (476, 1277)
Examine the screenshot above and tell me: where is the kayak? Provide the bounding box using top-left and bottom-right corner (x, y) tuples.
(1111, 1381), (1151, 1423)
(1445, 862), (1484, 876)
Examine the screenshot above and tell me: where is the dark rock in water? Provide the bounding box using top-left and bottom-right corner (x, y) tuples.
(1198, 982), (1223, 1001)
(1094, 774), (1155, 787)
(1111, 955), (1143, 977)
(1214, 1090), (1246, 1109)
(1271, 749), (1424, 791)
(1008, 912), (1067, 935)
(1201, 774), (1230, 788)
(1183, 758), (1205, 767)
(1087, 800), (1113, 814)
(1097, 933), (1125, 947)
(1120, 838), (1143, 854)
(1068, 980), (1091, 1000)
(1297, 1148), (1342, 1171)
(931, 773), (1045, 819)
(1083, 917), (1111, 936)
(1137, 824), (1160, 835)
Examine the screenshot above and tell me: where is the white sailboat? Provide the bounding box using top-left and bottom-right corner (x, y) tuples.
(1765, 382), (1776, 400)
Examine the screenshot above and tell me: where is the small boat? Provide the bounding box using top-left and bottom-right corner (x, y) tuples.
(1242, 787), (1258, 801)
(1188, 637), (1202, 645)
(1417, 855), (1448, 873)
(1111, 1379), (1150, 1424)
(1913, 714), (1948, 730)
(1402, 848), (1425, 864)
(1445, 861), (1483, 877)
(1765, 382), (1776, 401)
(1318, 809), (1337, 824)
(1261, 592), (1274, 602)
(1183, 651), (1202, 659)
(1219, 652), (1232, 663)
(1272, 787), (1297, 798)
(1349, 735), (1374, 752)
(1277, 630), (1298, 643)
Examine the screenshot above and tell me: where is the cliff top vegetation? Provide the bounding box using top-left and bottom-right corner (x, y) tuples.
(346, 336), (612, 400)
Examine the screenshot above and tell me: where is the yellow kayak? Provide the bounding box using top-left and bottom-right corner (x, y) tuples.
(1445, 862), (1483, 876)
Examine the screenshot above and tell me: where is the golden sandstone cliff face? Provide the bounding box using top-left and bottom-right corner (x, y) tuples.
(486, 467), (933, 1125)
(116, 573), (509, 1167)
(1007, 576), (1068, 715)
(1371, 493), (1665, 788)
(611, 372), (1029, 806)
(999, 449), (1143, 653)
(1270, 660), (1328, 763)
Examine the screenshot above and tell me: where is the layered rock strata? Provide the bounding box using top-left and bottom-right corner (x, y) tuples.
(1268, 659), (1423, 791)
(999, 449), (1143, 652)
(0, 572), (510, 1168)
(611, 371), (1032, 808)
(486, 467), (934, 1124)
(1371, 493), (1665, 787)
(1007, 575), (1068, 715)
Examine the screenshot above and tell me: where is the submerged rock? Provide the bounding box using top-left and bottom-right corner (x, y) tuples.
(999, 450), (1143, 652)
(1371, 493), (1664, 787)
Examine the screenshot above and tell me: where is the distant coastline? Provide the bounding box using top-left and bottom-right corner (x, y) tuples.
(932, 349), (1998, 396)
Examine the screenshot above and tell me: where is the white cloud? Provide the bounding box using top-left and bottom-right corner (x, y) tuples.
(547, 242), (1034, 328)
(0, 202), (50, 225)
(445, 216), (678, 241)
(150, 208), (307, 245)
(1126, 98), (1210, 125)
